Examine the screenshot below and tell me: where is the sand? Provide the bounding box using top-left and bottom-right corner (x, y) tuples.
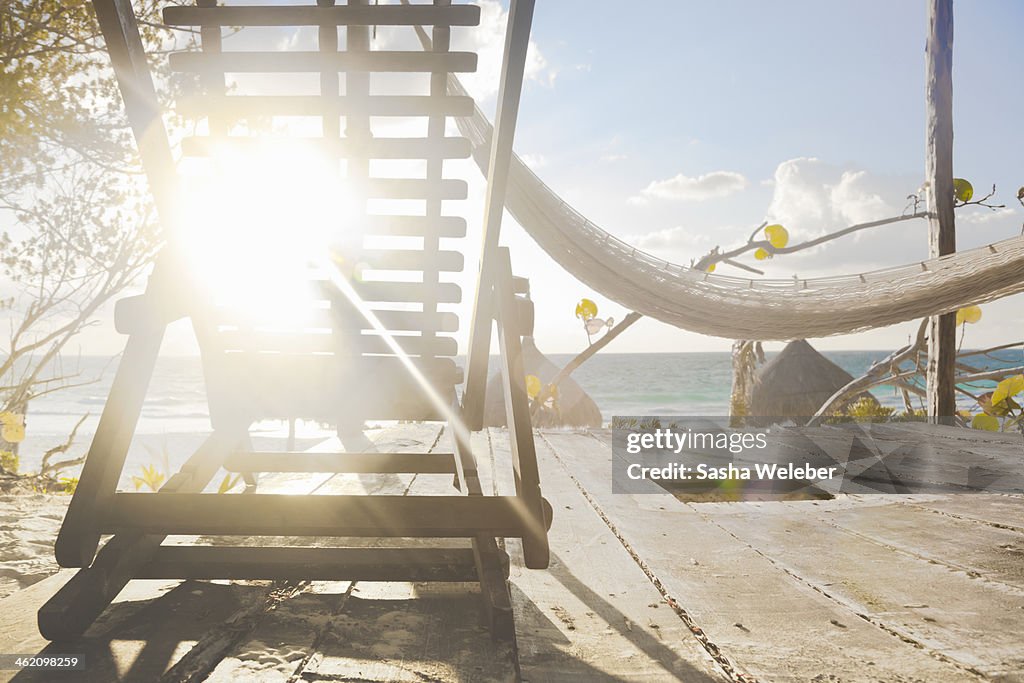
(0, 493), (69, 601)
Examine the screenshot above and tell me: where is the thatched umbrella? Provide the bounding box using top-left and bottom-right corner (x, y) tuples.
(483, 337), (603, 428)
(749, 339), (866, 423)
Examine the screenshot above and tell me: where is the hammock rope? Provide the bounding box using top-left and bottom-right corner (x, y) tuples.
(448, 76), (1024, 341)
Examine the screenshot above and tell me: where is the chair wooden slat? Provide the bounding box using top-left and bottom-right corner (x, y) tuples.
(360, 248), (464, 272)
(169, 50), (477, 74)
(135, 546), (478, 582)
(364, 215), (466, 238)
(366, 178), (466, 201)
(163, 4), (481, 28)
(215, 308), (460, 334)
(214, 330), (458, 357)
(223, 451), (457, 474)
(178, 94), (475, 118)
(354, 280), (461, 304)
(181, 136), (472, 160)
(370, 308), (459, 332)
(106, 493), (527, 537)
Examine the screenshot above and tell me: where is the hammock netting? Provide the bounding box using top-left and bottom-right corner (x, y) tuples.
(449, 76), (1024, 341)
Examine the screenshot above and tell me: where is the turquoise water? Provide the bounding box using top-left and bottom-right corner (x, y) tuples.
(545, 349), (1024, 423)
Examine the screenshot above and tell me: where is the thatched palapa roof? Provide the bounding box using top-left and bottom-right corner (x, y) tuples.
(749, 339), (858, 423)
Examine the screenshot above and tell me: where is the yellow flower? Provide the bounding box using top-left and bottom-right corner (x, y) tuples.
(764, 224), (789, 249)
(525, 374), (542, 399)
(953, 178), (973, 203)
(955, 305), (982, 325)
(574, 298), (598, 321)
(0, 413), (25, 444)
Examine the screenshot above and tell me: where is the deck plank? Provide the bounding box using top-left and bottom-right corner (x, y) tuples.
(898, 494), (1024, 532)
(486, 429), (728, 682)
(700, 499), (1024, 677)
(815, 502), (1024, 589)
(542, 430), (976, 682)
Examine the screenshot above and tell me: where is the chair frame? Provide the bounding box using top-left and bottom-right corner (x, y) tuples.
(40, 0), (547, 642)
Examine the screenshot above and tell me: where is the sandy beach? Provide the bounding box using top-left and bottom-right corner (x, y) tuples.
(0, 494), (69, 601)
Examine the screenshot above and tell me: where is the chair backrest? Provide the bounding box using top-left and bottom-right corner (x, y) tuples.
(163, 1), (482, 426)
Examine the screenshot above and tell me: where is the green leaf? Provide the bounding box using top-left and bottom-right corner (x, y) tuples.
(972, 413), (999, 431)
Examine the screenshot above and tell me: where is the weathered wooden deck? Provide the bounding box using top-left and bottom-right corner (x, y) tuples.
(1, 425), (1022, 682)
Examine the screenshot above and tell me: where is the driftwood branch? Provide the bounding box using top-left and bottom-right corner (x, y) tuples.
(697, 181), (1008, 274)
(39, 413), (89, 477)
(530, 312), (643, 419)
(807, 320), (929, 426)
(955, 365), (1024, 386)
(808, 316), (1023, 425)
(695, 212), (929, 272)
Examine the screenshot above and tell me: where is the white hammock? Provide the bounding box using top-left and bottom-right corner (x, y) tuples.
(449, 76), (1024, 341)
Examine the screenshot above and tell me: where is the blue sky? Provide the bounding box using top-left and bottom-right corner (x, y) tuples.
(490, 0), (1024, 353)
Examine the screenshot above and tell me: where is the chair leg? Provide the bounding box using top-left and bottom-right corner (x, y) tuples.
(55, 328), (165, 568)
(472, 536), (514, 640)
(450, 406), (515, 639)
(39, 432), (238, 639)
(39, 533), (157, 640)
(495, 248), (550, 570)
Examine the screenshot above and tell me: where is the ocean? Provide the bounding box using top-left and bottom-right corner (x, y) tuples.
(8, 349), (1022, 478)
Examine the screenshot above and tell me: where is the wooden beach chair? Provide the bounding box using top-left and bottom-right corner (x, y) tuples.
(41, 0), (549, 641)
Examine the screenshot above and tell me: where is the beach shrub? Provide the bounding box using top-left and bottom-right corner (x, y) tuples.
(131, 463), (166, 492)
(0, 450), (18, 475)
(894, 408), (927, 422)
(836, 396), (894, 423)
(217, 473), (242, 494)
(59, 477), (79, 495)
(972, 413), (1000, 431)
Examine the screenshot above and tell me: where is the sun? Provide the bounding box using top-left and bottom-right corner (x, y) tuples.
(177, 143), (358, 327)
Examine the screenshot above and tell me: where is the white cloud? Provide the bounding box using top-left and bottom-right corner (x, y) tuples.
(961, 207), (1017, 225)
(766, 158), (895, 236)
(600, 153), (627, 163)
(830, 170), (891, 225)
(629, 225), (712, 252)
(630, 171), (748, 204)
(520, 153), (547, 170)
(759, 157), (929, 275)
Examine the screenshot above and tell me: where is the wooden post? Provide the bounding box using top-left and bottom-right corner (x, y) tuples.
(461, 0), (536, 430)
(925, 0), (956, 421)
